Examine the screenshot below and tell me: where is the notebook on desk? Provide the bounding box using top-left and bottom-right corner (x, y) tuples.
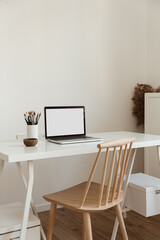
(44, 106), (102, 144)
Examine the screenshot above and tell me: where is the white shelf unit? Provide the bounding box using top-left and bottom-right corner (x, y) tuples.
(145, 93), (160, 177)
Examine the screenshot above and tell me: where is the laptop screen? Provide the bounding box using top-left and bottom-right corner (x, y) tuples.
(44, 106), (86, 138)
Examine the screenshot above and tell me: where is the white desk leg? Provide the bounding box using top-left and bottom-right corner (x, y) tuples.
(20, 160), (34, 240)
(157, 146), (160, 167)
(111, 148), (137, 240)
(16, 162), (46, 240)
(0, 159), (4, 175)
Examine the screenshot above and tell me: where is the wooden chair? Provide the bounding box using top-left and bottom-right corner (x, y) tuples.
(43, 137), (136, 240)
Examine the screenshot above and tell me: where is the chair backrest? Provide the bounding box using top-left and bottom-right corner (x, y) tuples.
(80, 137), (136, 208)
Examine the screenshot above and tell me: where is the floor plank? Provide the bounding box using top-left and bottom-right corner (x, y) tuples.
(39, 208), (160, 240)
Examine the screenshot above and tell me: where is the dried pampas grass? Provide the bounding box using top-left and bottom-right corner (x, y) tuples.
(132, 84), (160, 126)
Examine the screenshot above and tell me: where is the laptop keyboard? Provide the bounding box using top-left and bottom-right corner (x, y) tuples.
(50, 136), (93, 141)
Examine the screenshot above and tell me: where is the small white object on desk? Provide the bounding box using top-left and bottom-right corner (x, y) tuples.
(27, 125), (38, 139)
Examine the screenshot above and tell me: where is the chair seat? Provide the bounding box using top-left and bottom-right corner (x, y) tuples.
(43, 182), (123, 212)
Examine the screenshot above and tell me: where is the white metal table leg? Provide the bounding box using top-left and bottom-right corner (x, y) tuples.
(111, 148), (137, 240)
(20, 160), (34, 240)
(0, 159), (4, 175)
(157, 146), (160, 167)
(122, 149), (137, 199)
(16, 162), (46, 240)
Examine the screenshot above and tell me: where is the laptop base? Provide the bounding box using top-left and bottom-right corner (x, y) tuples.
(47, 136), (102, 145)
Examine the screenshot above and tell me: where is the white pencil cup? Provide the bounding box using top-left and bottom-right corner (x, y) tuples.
(27, 125), (38, 139)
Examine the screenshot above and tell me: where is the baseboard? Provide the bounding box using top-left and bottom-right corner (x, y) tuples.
(36, 202), (62, 212)
(36, 202), (50, 212)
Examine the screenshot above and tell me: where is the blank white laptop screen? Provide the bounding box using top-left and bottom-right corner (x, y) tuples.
(46, 108), (84, 137)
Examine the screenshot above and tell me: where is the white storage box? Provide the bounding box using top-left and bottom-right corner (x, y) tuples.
(0, 202), (40, 240)
(125, 173), (160, 217)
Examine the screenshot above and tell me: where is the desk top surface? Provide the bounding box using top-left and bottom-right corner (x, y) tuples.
(1, 131), (160, 163)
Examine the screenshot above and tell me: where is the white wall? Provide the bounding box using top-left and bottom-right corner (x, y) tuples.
(147, 0), (160, 87)
(0, 0), (148, 210)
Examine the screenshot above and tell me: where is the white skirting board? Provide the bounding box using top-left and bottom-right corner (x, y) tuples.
(36, 202), (62, 212)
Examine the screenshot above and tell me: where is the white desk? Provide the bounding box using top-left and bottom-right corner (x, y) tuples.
(1, 131), (160, 240)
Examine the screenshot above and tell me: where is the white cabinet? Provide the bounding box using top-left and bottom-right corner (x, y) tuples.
(144, 93), (160, 177)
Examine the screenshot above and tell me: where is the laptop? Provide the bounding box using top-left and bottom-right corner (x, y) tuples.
(44, 106), (102, 144)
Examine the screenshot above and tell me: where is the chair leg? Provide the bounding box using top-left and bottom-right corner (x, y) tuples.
(114, 204), (128, 240)
(47, 203), (57, 240)
(83, 212), (93, 240)
(82, 216), (86, 240)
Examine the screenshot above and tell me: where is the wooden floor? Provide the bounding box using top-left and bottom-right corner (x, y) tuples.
(39, 208), (160, 240)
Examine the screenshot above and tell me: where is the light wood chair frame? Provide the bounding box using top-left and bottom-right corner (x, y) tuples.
(44, 137), (136, 240)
